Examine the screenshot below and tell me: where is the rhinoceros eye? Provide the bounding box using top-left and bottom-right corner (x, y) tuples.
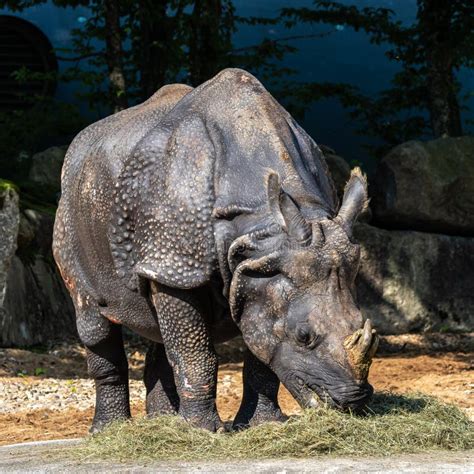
(295, 324), (318, 348)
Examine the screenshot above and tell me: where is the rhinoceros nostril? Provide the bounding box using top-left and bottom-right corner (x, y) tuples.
(295, 376), (304, 387)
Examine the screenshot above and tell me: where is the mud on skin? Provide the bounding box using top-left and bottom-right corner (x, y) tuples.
(53, 68), (379, 432)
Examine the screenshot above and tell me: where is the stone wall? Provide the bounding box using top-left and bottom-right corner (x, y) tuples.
(355, 224), (474, 334)
(0, 189), (76, 347)
(372, 136), (474, 235)
(0, 185), (20, 341)
(324, 137), (474, 334)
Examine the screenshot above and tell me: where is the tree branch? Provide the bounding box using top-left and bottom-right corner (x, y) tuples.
(56, 52), (102, 62)
(231, 31), (333, 53)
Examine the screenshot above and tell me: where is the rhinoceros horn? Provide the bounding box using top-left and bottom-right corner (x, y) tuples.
(343, 318), (379, 381)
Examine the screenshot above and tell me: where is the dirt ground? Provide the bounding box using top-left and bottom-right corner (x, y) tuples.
(0, 333), (472, 446)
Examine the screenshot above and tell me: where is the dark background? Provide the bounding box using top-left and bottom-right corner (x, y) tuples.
(1, 0), (473, 175)
(0, 0), (473, 346)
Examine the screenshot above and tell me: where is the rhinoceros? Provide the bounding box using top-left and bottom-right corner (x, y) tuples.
(53, 68), (379, 432)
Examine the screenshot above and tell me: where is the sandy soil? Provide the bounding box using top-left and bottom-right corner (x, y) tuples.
(0, 334), (472, 446)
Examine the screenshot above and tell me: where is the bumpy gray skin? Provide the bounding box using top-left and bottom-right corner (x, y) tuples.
(53, 69), (375, 432)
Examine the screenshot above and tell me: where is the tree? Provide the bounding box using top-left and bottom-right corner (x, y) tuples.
(417, 0), (465, 137)
(125, 0), (235, 98)
(0, 0), (129, 112)
(104, 0), (127, 111)
(59, 0), (298, 106)
(0, 0), (300, 163)
(128, 0), (183, 100)
(187, 0), (235, 86)
(281, 0), (474, 153)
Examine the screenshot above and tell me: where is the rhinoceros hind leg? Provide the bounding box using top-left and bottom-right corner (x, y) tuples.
(233, 350), (288, 430)
(144, 342), (179, 416)
(76, 305), (131, 433)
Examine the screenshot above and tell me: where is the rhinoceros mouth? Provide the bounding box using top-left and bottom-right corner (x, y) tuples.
(284, 373), (372, 412)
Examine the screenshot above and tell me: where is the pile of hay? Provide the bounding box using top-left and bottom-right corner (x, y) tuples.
(74, 393), (473, 462)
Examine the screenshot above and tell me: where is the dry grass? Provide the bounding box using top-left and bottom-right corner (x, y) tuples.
(72, 393), (473, 462)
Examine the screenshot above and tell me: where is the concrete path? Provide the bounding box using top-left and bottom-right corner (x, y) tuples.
(0, 439), (473, 473)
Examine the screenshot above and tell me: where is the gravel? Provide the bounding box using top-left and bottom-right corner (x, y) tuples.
(0, 370), (240, 414)
(0, 378), (146, 413)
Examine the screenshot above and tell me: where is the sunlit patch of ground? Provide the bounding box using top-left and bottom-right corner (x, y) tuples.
(0, 333), (472, 446)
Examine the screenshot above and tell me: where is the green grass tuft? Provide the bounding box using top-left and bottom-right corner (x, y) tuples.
(70, 393), (473, 462)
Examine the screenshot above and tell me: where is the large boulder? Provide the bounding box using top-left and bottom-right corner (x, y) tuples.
(372, 136), (474, 235)
(0, 183), (20, 324)
(0, 207), (76, 347)
(28, 145), (68, 192)
(355, 223), (474, 334)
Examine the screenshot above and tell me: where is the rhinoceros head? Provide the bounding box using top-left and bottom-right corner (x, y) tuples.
(228, 167), (378, 411)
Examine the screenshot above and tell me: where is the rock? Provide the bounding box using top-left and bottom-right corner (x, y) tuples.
(17, 212), (36, 249)
(372, 136), (474, 235)
(0, 207), (76, 347)
(320, 145), (351, 200)
(355, 223), (474, 334)
(28, 146), (68, 191)
(0, 184), (20, 319)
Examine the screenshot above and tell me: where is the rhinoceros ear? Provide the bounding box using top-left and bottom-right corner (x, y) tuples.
(336, 167), (368, 235)
(266, 171), (287, 230)
(280, 193), (312, 246)
(266, 171), (312, 245)
(229, 252), (281, 323)
(226, 227), (283, 323)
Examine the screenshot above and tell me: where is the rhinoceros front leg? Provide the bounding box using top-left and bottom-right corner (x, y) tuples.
(233, 350), (288, 429)
(76, 304), (131, 433)
(150, 282), (222, 431)
(144, 342), (179, 415)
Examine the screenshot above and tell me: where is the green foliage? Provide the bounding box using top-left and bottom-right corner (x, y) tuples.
(5, 0), (295, 199)
(70, 393), (473, 461)
(0, 97), (84, 183)
(56, 1), (113, 112)
(58, 0), (297, 105)
(280, 0), (474, 156)
(0, 2), (87, 182)
(4, 0), (473, 162)
(2, 0), (295, 121)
